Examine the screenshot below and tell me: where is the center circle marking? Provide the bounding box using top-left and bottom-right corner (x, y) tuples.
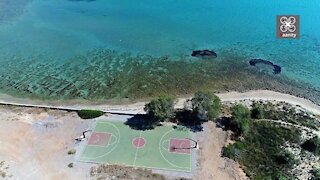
(132, 137), (146, 148)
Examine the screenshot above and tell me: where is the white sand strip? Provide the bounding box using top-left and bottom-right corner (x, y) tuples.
(217, 90), (320, 115)
(0, 90), (319, 115)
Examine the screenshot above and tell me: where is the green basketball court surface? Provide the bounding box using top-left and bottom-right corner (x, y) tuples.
(78, 119), (195, 172)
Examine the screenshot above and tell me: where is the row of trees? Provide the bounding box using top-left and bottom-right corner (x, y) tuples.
(143, 90), (255, 133)
(143, 90), (221, 125)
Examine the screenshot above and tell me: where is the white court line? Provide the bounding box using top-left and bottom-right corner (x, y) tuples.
(133, 131), (143, 166)
(80, 121), (121, 160)
(132, 137), (147, 149)
(168, 138), (192, 155)
(87, 132), (112, 147)
(158, 130), (191, 169)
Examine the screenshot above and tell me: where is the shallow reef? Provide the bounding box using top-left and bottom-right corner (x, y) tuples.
(0, 48), (319, 105)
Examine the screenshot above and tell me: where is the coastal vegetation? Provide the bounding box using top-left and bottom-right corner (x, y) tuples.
(230, 104), (251, 135)
(191, 90), (221, 121)
(250, 101), (320, 130)
(137, 93), (319, 178)
(222, 101), (320, 179)
(311, 168), (320, 180)
(139, 91), (221, 130)
(222, 121), (301, 179)
(77, 109), (105, 119)
(125, 95), (176, 130)
(251, 101), (265, 119)
(301, 136), (320, 156)
(144, 95), (175, 123)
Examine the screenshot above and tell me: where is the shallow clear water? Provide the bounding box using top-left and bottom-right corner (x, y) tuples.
(0, 0), (319, 99)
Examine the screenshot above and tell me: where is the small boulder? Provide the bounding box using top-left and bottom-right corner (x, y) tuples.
(191, 50), (217, 58)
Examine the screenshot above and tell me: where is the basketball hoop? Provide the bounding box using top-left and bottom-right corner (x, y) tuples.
(170, 138), (199, 150)
(75, 130), (92, 141)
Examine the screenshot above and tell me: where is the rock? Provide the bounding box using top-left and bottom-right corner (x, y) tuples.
(191, 50), (217, 58)
(68, 163), (73, 168)
(249, 58), (282, 74)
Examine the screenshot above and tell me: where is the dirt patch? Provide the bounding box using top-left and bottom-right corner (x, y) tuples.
(195, 121), (247, 180)
(0, 106), (92, 179)
(90, 164), (168, 180)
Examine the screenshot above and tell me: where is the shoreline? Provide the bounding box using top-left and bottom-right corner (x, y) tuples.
(1, 90), (320, 115)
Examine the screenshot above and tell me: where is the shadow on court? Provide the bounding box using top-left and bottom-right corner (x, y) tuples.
(125, 110), (205, 132)
(174, 110), (204, 132)
(124, 114), (161, 130)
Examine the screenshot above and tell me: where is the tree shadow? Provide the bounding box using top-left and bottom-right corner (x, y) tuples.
(174, 110), (204, 132)
(124, 114), (160, 130)
(216, 117), (232, 131)
(216, 116), (241, 139)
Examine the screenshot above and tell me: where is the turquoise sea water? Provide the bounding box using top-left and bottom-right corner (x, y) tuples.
(0, 0), (319, 99)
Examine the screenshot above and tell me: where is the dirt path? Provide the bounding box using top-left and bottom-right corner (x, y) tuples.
(195, 121), (247, 180)
(1, 90), (320, 115)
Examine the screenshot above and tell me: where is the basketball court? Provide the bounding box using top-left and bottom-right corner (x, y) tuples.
(78, 119), (196, 172)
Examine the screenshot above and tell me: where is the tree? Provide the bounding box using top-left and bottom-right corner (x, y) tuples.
(311, 168), (320, 180)
(230, 104), (251, 135)
(191, 90), (221, 121)
(274, 150), (298, 168)
(144, 96), (175, 123)
(251, 101), (265, 119)
(301, 137), (320, 155)
(221, 141), (245, 160)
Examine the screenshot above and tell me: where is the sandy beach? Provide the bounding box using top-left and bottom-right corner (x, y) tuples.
(0, 90), (319, 115)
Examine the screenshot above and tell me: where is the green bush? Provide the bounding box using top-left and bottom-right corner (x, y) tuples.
(251, 101), (265, 119)
(311, 168), (320, 180)
(222, 141), (245, 160)
(144, 95), (175, 122)
(67, 149), (76, 155)
(77, 109), (105, 119)
(230, 104), (251, 135)
(191, 90), (221, 121)
(273, 150), (298, 168)
(301, 137), (320, 155)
